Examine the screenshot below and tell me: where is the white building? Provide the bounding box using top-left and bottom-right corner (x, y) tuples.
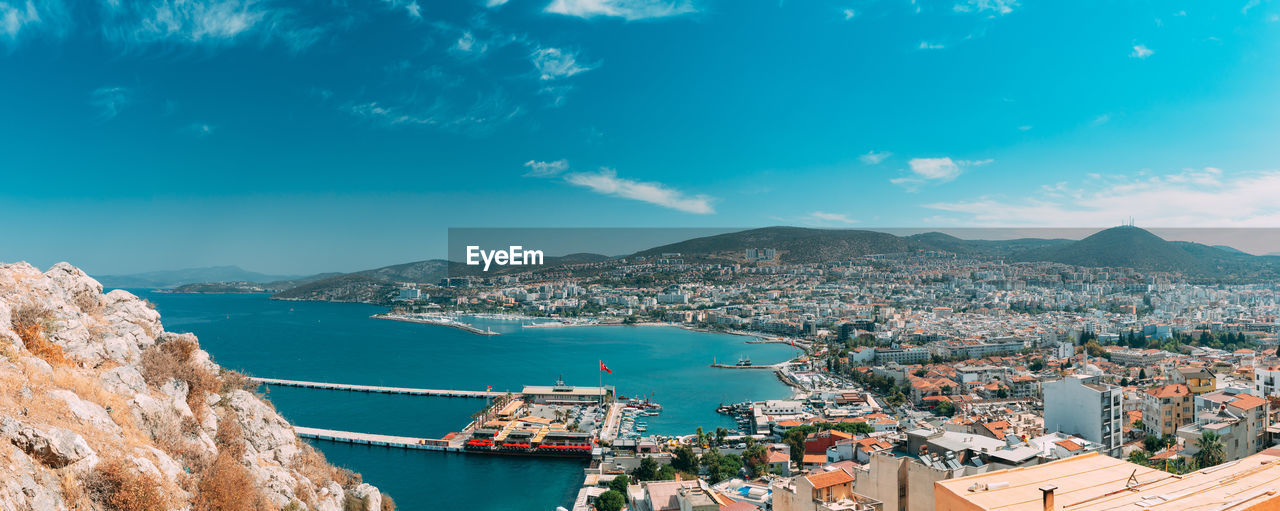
(1043, 375), (1122, 456)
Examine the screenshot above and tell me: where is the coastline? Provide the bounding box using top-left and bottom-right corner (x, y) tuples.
(372, 313), (501, 335)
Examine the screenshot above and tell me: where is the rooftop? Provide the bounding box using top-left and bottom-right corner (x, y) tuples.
(936, 451), (1280, 510)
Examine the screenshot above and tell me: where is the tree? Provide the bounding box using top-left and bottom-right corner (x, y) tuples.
(1028, 358), (1045, 371)
(608, 475), (630, 494)
(1128, 450), (1148, 465)
(742, 443), (768, 477)
(672, 447), (697, 473)
(633, 457), (659, 481)
(1138, 368), (1148, 380)
(656, 465), (677, 480)
(996, 388), (1009, 399)
(935, 401), (956, 417)
(1194, 432), (1225, 469)
(594, 490), (625, 511)
(1144, 435), (1162, 452)
(715, 427), (728, 447)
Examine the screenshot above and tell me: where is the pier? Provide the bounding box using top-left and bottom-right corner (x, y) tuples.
(708, 363), (784, 370)
(294, 426), (461, 451)
(252, 377), (505, 398)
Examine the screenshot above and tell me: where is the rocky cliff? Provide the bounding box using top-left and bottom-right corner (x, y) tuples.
(0, 262), (389, 511)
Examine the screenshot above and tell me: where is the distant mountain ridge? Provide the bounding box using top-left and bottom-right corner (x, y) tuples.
(95, 265), (307, 289)
(162, 226), (1279, 303)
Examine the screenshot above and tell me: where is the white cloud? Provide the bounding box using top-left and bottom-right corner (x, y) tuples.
(842, 8), (855, 20)
(185, 123), (215, 136)
(345, 90), (523, 135)
(891, 157), (990, 190)
(486, 0), (510, 6)
(1131, 44), (1153, 59)
(563, 168), (714, 214)
(1243, 0), (1260, 14)
(405, 1), (421, 18)
(523, 159), (569, 177)
(810, 211), (858, 225)
(98, 0), (321, 51)
(922, 168), (1280, 227)
(859, 151), (891, 165)
(1091, 113), (1111, 126)
(953, 0), (1017, 15)
(91, 86), (130, 119)
(918, 41), (945, 50)
(452, 31), (486, 55)
(1, 0), (42, 40)
(531, 47), (595, 80)
(544, 0), (696, 20)
(1018, 125), (1032, 131)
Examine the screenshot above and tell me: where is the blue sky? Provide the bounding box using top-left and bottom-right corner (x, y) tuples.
(2, 0), (1280, 274)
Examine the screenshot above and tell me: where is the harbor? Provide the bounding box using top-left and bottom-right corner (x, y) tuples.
(258, 376), (663, 460)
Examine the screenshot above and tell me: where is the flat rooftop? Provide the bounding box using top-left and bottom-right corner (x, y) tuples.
(521, 385), (607, 396)
(936, 451), (1280, 510)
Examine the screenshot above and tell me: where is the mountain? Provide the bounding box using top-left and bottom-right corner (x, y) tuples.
(95, 265), (305, 289)
(1010, 226), (1279, 279)
(632, 227), (918, 263)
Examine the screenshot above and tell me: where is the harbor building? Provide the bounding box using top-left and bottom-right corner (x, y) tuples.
(521, 382), (611, 405)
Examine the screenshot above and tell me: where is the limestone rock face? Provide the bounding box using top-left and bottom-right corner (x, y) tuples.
(0, 262), (383, 510)
(1, 417), (97, 469)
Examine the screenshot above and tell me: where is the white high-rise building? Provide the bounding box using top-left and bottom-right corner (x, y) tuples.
(1043, 374), (1122, 456)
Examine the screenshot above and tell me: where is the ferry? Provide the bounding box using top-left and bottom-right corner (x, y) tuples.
(464, 430), (594, 458)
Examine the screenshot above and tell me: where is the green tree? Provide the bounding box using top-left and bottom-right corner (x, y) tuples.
(742, 443), (768, 477)
(1194, 432), (1225, 469)
(1028, 358), (1045, 371)
(715, 427), (728, 447)
(594, 490), (625, 511)
(608, 474), (631, 494)
(672, 446), (697, 473)
(657, 465), (677, 480)
(1138, 368), (1148, 380)
(633, 457), (658, 481)
(936, 401), (956, 417)
(1128, 449), (1148, 465)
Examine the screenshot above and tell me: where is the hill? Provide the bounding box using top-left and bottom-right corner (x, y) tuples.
(95, 265), (304, 289)
(632, 227), (919, 263)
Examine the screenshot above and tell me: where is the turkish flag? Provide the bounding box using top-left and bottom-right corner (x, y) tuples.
(600, 360), (612, 374)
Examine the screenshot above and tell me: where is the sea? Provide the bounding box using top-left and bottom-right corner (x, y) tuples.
(137, 291), (797, 511)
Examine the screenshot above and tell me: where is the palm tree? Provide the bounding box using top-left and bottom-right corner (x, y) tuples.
(1194, 432), (1225, 468)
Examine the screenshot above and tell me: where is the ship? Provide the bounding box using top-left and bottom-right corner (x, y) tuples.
(736, 355), (752, 367)
(464, 429), (594, 458)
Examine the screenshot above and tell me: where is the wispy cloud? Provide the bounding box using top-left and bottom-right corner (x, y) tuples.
(891, 157), (990, 191)
(562, 168), (714, 214)
(809, 211), (858, 225)
(486, 0), (510, 7)
(184, 123), (215, 137)
(530, 47), (596, 80)
(451, 31), (487, 56)
(344, 90), (523, 135)
(544, 0), (697, 20)
(859, 151), (891, 165)
(97, 0), (325, 52)
(953, 0), (1017, 15)
(842, 8), (855, 20)
(1130, 44), (1153, 58)
(1091, 113), (1111, 126)
(923, 168), (1280, 227)
(918, 41), (945, 50)
(90, 86), (131, 119)
(523, 159), (569, 177)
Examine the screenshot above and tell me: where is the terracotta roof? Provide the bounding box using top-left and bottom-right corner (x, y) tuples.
(1145, 384), (1190, 399)
(806, 469), (855, 489)
(1055, 439), (1084, 452)
(803, 454), (828, 465)
(1230, 394), (1267, 411)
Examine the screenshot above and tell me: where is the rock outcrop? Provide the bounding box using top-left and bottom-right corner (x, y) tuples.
(0, 261), (387, 511)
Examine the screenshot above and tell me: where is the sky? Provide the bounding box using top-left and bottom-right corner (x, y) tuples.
(2, 0), (1280, 275)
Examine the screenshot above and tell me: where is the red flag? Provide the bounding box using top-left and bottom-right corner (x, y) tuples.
(486, 385), (492, 391)
(600, 360), (612, 374)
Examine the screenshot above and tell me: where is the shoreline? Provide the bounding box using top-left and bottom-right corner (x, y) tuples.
(372, 313), (500, 336)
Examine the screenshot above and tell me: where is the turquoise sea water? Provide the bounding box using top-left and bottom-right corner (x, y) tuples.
(140, 292), (796, 511)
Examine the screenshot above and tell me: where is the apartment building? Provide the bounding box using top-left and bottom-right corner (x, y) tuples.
(1142, 384), (1192, 437)
(1043, 375), (1122, 456)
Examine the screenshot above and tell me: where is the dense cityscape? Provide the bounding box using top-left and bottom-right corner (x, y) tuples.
(384, 230), (1280, 511)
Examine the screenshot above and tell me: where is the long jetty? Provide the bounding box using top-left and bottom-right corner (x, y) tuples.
(293, 426), (461, 451)
(251, 377), (504, 398)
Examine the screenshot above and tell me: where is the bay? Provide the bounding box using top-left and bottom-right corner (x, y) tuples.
(140, 291), (797, 511)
